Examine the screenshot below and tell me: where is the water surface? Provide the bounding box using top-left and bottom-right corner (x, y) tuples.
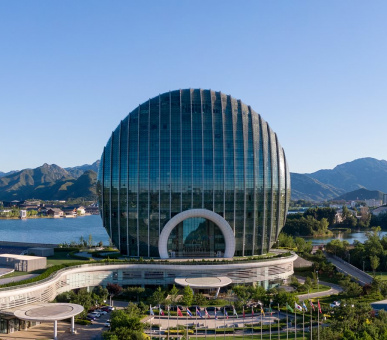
(0, 215), (110, 245)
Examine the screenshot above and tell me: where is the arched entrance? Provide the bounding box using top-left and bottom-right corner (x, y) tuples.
(158, 209), (235, 259)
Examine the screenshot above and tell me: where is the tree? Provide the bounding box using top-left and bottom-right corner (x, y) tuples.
(88, 234), (94, 248)
(370, 255), (380, 276)
(193, 292), (206, 306)
(181, 285), (193, 306)
(167, 284), (180, 305)
(107, 283), (123, 305)
(149, 287), (165, 306)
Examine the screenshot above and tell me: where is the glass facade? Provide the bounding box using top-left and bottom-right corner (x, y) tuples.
(97, 89), (290, 257)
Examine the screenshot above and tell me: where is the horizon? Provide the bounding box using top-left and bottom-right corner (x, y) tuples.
(2, 156), (387, 176)
(1, 1), (387, 173)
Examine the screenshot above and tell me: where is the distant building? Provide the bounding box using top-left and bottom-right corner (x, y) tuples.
(76, 206), (86, 215)
(372, 206), (387, 216)
(46, 208), (63, 218)
(365, 199), (382, 208)
(62, 207), (77, 218)
(0, 254), (46, 272)
(383, 194), (387, 205)
(19, 210), (27, 219)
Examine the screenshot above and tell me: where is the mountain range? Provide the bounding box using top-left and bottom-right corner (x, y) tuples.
(291, 157), (387, 201)
(0, 162), (99, 201)
(0, 157), (386, 202)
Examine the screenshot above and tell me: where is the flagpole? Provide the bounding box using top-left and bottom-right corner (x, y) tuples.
(261, 307), (263, 340)
(215, 307), (217, 340)
(177, 306), (179, 338)
(159, 305), (161, 340)
(277, 304), (280, 340)
(167, 306), (170, 340)
(317, 300), (320, 340)
(302, 310), (305, 340)
(310, 304), (312, 340)
(294, 307), (297, 340)
(205, 308), (207, 340)
(196, 308), (198, 340)
(186, 307), (188, 340)
(224, 307), (226, 340)
(251, 306), (254, 340)
(269, 303), (272, 340)
(286, 305), (288, 340)
(243, 306), (245, 340)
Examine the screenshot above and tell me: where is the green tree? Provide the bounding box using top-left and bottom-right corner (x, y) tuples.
(88, 234), (94, 248)
(370, 255), (380, 276)
(181, 285), (193, 306)
(149, 287), (165, 306)
(192, 292), (206, 306)
(167, 284), (180, 305)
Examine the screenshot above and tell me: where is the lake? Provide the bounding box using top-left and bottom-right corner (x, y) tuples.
(0, 215), (110, 245)
(305, 231), (387, 245)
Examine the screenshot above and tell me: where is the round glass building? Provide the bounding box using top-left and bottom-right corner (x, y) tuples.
(97, 89), (290, 258)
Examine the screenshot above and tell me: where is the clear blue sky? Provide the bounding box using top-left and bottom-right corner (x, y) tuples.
(1, 1), (386, 174)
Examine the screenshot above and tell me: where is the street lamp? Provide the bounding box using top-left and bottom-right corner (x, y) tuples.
(316, 270), (319, 292)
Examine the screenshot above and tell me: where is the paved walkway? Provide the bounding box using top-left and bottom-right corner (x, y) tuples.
(0, 311), (111, 339)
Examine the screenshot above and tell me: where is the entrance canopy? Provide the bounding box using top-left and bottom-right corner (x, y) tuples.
(175, 276), (232, 289)
(13, 303), (83, 322)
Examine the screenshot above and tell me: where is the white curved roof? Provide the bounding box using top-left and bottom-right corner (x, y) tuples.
(14, 303), (84, 322)
(175, 276), (232, 288)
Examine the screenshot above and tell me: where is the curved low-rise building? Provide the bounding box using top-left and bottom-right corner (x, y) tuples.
(97, 89), (290, 258)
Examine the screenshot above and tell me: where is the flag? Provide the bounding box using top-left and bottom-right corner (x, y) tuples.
(224, 308), (229, 319)
(187, 308), (193, 317)
(215, 308), (218, 319)
(177, 307), (183, 317)
(196, 307), (203, 318)
(168, 305), (171, 316)
(309, 300), (315, 311)
(251, 307), (254, 317)
(159, 307), (165, 316)
(233, 306), (238, 318)
(286, 303), (294, 313)
(243, 306), (245, 319)
(269, 305), (273, 316)
(261, 306), (265, 316)
(205, 308), (210, 318)
(302, 302), (308, 312)
(150, 305), (154, 315)
(317, 300), (322, 314)
(294, 303), (303, 312)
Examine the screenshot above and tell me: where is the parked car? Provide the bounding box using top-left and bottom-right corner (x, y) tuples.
(96, 309), (108, 315)
(91, 312), (101, 318)
(86, 315), (96, 321)
(104, 321), (111, 327)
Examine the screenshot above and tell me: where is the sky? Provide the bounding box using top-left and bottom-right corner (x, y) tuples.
(0, 1), (386, 174)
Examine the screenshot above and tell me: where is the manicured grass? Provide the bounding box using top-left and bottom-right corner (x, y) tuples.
(46, 251), (92, 266)
(0, 269), (45, 279)
(366, 272), (387, 280)
(307, 284), (331, 293)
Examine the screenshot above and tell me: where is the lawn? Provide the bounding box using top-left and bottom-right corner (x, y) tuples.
(366, 272), (387, 280)
(307, 284), (331, 293)
(46, 251), (93, 266)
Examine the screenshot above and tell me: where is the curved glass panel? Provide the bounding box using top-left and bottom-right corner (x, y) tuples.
(167, 217), (225, 257)
(97, 89), (290, 257)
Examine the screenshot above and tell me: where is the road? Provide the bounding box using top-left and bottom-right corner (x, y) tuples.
(296, 276), (343, 301)
(325, 253), (373, 286)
